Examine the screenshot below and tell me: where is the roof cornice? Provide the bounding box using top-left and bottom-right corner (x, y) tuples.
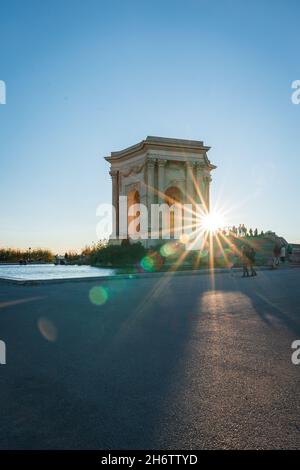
(105, 136), (211, 163)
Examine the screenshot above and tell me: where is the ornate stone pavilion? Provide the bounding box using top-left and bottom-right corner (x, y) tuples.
(105, 136), (216, 246)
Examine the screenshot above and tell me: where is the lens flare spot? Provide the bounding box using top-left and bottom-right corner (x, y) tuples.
(38, 317), (57, 342)
(141, 256), (154, 272)
(179, 233), (190, 244)
(160, 242), (178, 257)
(140, 252), (163, 272)
(89, 286), (109, 306)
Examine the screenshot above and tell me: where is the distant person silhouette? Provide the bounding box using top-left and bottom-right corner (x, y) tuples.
(242, 245), (250, 277)
(273, 243), (281, 268)
(248, 247), (257, 276)
(280, 245), (286, 263)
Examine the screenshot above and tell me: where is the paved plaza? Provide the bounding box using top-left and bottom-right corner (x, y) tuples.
(0, 269), (300, 449)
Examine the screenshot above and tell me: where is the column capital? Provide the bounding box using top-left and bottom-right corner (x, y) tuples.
(147, 158), (157, 168)
(109, 169), (118, 178)
(158, 158), (167, 167)
(185, 161), (198, 171)
(195, 161), (205, 169)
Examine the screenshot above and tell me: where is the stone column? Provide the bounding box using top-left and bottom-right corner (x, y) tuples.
(194, 163), (204, 205)
(185, 161), (196, 204)
(185, 161), (196, 235)
(147, 158), (156, 207)
(157, 159), (167, 203)
(157, 159), (167, 239)
(205, 175), (212, 211)
(109, 169), (119, 238)
(147, 158), (156, 237)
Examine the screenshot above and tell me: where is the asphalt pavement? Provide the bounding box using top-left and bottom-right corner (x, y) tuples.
(0, 268), (300, 449)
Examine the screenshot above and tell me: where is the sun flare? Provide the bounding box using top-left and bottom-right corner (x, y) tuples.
(201, 211), (225, 233)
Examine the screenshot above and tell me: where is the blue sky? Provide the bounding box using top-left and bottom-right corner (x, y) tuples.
(0, 0), (299, 252)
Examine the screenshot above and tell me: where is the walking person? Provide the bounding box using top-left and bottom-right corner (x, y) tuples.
(280, 245), (286, 263)
(272, 243), (281, 269)
(241, 245), (250, 277)
(287, 243), (293, 262)
(248, 246), (257, 276)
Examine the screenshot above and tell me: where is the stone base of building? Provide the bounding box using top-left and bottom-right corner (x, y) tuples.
(108, 238), (123, 246)
(108, 237), (160, 248)
(108, 236), (201, 250)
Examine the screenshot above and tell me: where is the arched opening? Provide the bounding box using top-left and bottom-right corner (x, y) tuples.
(164, 186), (183, 238)
(127, 189), (140, 238)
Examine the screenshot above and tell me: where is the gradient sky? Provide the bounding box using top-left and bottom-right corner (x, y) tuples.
(1, 0), (300, 253)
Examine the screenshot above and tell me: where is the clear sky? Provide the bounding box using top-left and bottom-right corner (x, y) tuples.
(1, 0), (299, 253)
